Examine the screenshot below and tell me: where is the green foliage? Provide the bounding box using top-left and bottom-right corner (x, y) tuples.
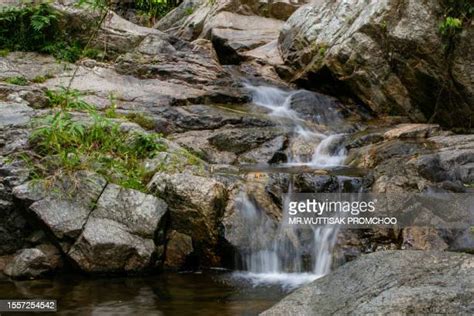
(4, 76), (29, 86)
(184, 7), (194, 16)
(76, 0), (110, 11)
(46, 87), (94, 110)
(0, 49), (9, 57)
(439, 16), (463, 36)
(440, 0), (473, 37)
(31, 73), (54, 83)
(0, 3), (99, 62)
(135, 0), (179, 20)
(29, 110), (167, 191)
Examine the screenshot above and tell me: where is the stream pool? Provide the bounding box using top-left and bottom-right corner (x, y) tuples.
(0, 271), (290, 315)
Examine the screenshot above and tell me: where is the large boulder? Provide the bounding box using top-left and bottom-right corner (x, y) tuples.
(68, 184), (168, 273)
(262, 250), (474, 315)
(279, 0), (474, 129)
(202, 12), (284, 64)
(155, 0), (308, 40)
(148, 171), (227, 265)
(13, 172), (168, 273)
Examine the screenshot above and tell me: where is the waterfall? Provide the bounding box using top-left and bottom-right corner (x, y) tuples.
(233, 83), (348, 289)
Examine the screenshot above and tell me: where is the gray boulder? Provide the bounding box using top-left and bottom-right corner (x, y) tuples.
(262, 250), (474, 315)
(13, 171), (108, 242)
(13, 173), (168, 273)
(66, 184), (168, 273)
(4, 244), (62, 279)
(279, 0), (473, 129)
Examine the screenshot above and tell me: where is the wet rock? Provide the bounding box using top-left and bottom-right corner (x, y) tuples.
(208, 127), (283, 154)
(288, 90), (343, 125)
(164, 230), (194, 270)
(148, 172), (227, 265)
(262, 251), (474, 315)
(345, 132), (384, 149)
(238, 135), (286, 164)
(294, 174), (339, 193)
(68, 184), (168, 273)
(279, 0), (474, 129)
(222, 191), (279, 254)
(0, 255), (13, 273)
(4, 245), (62, 280)
(0, 198), (32, 255)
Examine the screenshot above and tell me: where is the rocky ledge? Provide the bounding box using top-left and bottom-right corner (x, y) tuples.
(262, 250), (474, 315)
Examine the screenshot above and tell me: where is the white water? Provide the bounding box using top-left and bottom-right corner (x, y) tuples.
(233, 83), (347, 289)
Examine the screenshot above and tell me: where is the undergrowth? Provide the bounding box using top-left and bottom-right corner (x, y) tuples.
(26, 88), (203, 192)
(29, 110), (167, 192)
(0, 3), (83, 62)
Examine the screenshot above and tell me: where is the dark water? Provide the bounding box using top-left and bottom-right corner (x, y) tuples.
(0, 272), (287, 315)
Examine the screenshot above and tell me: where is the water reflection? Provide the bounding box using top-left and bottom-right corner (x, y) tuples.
(0, 272), (286, 315)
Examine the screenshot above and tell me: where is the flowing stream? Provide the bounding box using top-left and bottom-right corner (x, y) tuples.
(233, 83), (349, 289)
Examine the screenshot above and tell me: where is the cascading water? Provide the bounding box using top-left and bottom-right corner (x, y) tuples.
(233, 83), (348, 289)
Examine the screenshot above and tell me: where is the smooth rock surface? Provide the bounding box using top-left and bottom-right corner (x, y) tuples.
(262, 251), (474, 315)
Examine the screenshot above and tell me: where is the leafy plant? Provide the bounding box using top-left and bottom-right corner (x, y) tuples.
(32, 73), (54, 83)
(0, 2), (107, 62)
(46, 87), (94, 110)
(29, 110), (167, 191)
(440, 0), (473, 37)
(135, 0), (180, 21)
(0, 49), (9, 57)
(439, 16), (463, 36)
(4, 76), (29, 86)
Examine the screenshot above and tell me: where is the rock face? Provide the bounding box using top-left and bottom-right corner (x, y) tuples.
(4, 245), (62, 279)
(148, 172), (227, 265)
(68, 184), (168, 273)
(155, 0), (308, 40)
(279, 0), (474, 129)
(13, 173), (168, 273)
(202, 12), (284, 64)
(262, 251), (474, 315)
(164, 230), (194, 269)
